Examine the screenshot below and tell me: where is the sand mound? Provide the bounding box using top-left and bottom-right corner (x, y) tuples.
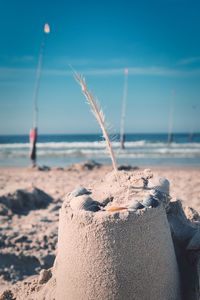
(0, 188), (52, 215)
(0, 268), (55, 300)
(0, 187), (57, 287)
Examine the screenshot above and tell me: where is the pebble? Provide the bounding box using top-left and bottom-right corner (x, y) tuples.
(38, 269), (52, 284)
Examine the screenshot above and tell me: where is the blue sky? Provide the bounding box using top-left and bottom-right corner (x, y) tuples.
(0, 0), (200, 134)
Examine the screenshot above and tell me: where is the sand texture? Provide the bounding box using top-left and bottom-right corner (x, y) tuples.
(56, 204), (180, 300)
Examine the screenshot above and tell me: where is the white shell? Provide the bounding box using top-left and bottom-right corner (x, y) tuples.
(70, 187), (91, 197)
(70, 195), (96, 211)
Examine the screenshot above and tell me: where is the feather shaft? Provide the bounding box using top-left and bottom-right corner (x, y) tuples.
(74, 72), (118, 174)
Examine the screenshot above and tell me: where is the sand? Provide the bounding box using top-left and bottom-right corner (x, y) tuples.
(0, 163), (200, 299)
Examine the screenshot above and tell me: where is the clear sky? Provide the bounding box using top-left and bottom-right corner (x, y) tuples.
(0, 0), (200, 134)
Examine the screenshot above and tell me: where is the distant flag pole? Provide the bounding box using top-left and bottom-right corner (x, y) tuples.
(29, 23), (50, 167)
(188, 105), (197, 142)
(120, 68), (129, 149)
(167, 89), (175, 145)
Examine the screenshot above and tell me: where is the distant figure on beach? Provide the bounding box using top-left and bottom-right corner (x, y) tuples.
(29, 127), (37, 167)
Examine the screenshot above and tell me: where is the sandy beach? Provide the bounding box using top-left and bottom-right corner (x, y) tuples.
(1, 0), (200, 298)
(1, 164), (199, 210)
(0, 162), (200, 297)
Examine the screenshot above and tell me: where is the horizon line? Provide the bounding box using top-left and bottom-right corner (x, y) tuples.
(0, 132), (199, 136)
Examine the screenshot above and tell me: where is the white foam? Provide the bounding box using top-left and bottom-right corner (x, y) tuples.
(0, 141), (200, 159)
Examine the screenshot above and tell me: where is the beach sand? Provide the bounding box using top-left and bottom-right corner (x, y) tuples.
(0, 163), (200, 297)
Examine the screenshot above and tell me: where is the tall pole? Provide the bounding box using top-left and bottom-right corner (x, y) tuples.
(29, 23), (50, 167)
(168, 89), (175, 145)
(189, 105), (197, 142)
(32, 23), (50, 128)
(120, 68), (128, 149)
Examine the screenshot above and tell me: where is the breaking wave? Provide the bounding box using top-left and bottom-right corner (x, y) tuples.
(0, 141), (200, 159)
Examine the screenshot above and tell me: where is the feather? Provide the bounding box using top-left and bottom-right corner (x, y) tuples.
(73, 72), (118, 174)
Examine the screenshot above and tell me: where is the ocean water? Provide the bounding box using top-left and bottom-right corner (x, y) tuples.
(0, 133), (200, 167)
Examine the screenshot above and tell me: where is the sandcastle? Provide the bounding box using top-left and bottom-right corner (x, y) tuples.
(55, 170), (181, 300)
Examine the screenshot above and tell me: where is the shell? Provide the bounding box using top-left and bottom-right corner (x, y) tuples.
(70, 195), (100, 212)
(70, 187), (91, 197)
(154, 177), (170, 195)
(142, 195), (159, 208)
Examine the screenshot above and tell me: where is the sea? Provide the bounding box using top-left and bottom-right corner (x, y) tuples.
(0, 133), (200, 167)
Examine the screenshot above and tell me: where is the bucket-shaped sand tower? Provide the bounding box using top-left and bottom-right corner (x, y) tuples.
(56, 171), (180, 300)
